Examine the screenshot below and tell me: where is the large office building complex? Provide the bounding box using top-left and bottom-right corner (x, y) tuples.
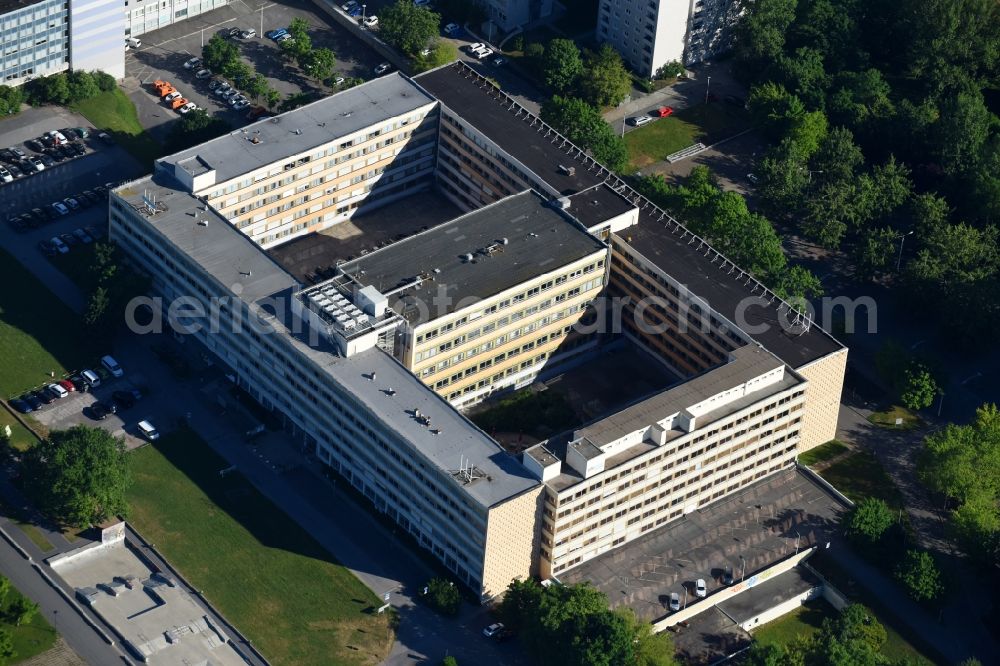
(111, 63), (845, 601)
(596, 0), (742, 77)
(1, 0), (70, 84)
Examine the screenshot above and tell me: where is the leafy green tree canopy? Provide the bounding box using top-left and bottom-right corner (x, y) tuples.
(22, 426), (130, 527)
(542, 39), (584, 95)
(379, 0), (441, 56)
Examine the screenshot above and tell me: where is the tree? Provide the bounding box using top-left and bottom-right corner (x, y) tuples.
(5, 596), (38, 627)
(0, 85), (24, 115)
(242, 74), (271, 102)
(25, 73), (69, 106)
(774, 47), (829, 110)
(844, 497), (893, 545)
(167, 109), (232, 152)
(810, 126), (864, 185)
(900, 364), (938, 410)
(919, 404), (1000, 560)
(66, 71), (100, 103)
(302, 47), (336, 81)
(201, 35), (240, 74)
(734, 0), (797, 67)
(93, 70), (117, 92)
(540, 95), (628, 172)
(579, 45), (631, 108)
(224, 60), (254, 88)
(773, 264), (823, 310)
(894, 550), (943, 602)
(283, 18), (312, 59)
(21, 426), (130, 527)
(931, 87), (993, 177)
(441, 657), (458, 666)
(379, 0), (441, 56)
(655, 61), (685, 80)
(83, 286), (111, 330)
(816, 604), (886, 666)
(749, 82), (806, 140)
(423, 577), (461, 616)
(0, 628), (13, 660)
(828, 69), (895, 129)
(542, 39), (583, 95)
(497, 577), (543, 631)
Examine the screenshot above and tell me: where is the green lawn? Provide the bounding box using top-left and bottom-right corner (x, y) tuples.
(752, 600), (834, 649)
(71, 89), (163, 168)
(797, 439), (849, 467)
(127, 429), (393, 665)
(818, 450), (905, 509)
(470, 388), (576, 438)
(868, 405), (922, 430)
(624, 103), (748, 173)
(0, 247), (99, 399)
(752, 598), (933, 665)
(0, 411), (37, 452)
(0, 577), (58, 663)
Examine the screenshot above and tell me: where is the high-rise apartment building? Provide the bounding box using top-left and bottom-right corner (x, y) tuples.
(1, 0), (70, 84)
(596, 0), (743, 77)
(125, 0), (230, 37)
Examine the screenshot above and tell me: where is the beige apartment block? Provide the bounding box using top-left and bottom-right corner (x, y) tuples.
(795, 348), (848, 451)
(336, 191), (608, 408)
(153, 74), (439, 248)
(523, 346), (806, 578)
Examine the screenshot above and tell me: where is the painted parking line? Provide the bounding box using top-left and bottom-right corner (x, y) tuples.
(150, 16), (239, 49)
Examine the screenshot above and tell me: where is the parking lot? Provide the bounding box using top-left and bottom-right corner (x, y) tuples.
(0, 106), (145, 219)
(123, 0), (385, 142)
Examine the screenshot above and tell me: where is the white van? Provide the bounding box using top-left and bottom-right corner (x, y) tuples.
(126, 37), (141, 48)
(137, 420), (159, 441)
(81, 369), (101, 388)
(101, 355), (124, 377)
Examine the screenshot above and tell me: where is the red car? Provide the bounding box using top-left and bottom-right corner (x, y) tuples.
(58, 379), (76, 392)
(656, 106), (674, 118)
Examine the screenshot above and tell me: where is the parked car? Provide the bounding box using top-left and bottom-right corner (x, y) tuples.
(9, 397), (32, 414)
(44, 131), (67, 145)
(746, 173), (760, 185)
(7, 164), (21, 178)
(347, 4), (362, 17)
(178, 102), (198, 114)
(70, 127), (90, 139)
(265, 28), (287, 40)
(655, 106), (673, 117)
(51, 201), (70, 216)
(38, 153), (55, 167)
(57, 379), (76, 393)
(695, 578), (707, 598)
(102, 355), (125, 377)
(482, 622), (505, 638)
(723, 569), (734, 585)
(81, 190), (100, 205)
(276, 33), (293, 43)
(63, 197), (80, 210)
(374, 62), (392, 75)
(26, 138), (45, 152)
(341, 0), (358, 10)
(8, 216), (27, 232)
(239, 28), (256, 39)
(164, 90), (183, 102)
(97, 132), (114, 144)
(81, 369), (101, 388)
(70, 142), (86, 156)
(232, 99), (250, 111)
(362, 15), (378, 27)
(228, 27), (241, 37)
(60, 232), (80, 246)
(47, 383), (69, 399)
(332, 76), (345, 86)
(183, 56), (202, 69)
(68, 374), (90, 391)
(85, 224), (106, 240)
(37, 239), (57, 256)
(28, 156), (44, 172)
(89, 401), (118, 420)
(492, 56), (506, 66)
(474, 47), (494, 59)
(214, 83), (233, 96)
(629, 115), (653, 127)
(208, 79), (222, 90)
(9, 146), (26, 158)
(25, 392), (45, 409)
(44, 147), (64, 162)
(669, 592), (680, 611)
(58, 145), (76, 159)
(50, 236), (70, 254)
(195, 69), (212, 79)
(30, 208), (48, 223)
(0, 166), (12, 183)
(137, 420), (160, 441)
(112, 391), (136, 409)
(443, 22), (459, 35)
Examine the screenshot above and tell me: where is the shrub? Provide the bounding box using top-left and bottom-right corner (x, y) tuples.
(655, 60), (685, 79)
(894, 549), (943, 602)
(843, 497), (893, 546)
(423, 577), (461, 616)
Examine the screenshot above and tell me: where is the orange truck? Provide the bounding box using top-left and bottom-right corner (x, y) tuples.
(153, 80), (175, 97)
(170, 97), (189, 110)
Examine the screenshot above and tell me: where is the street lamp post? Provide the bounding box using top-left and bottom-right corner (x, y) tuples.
(937, 391), (945, 417)
(260, 3), (264, 37)
(794, 532), (801, 555)
(362, 4), (366, 24)
(739, 555), (746, 582)
(705, 76), (711, 104)
(621, 116), (626, 138)
(896, 230), (914, 272)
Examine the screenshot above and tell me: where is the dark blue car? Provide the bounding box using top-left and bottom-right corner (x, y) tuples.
(348, 5), (362, 17)
(265, 28), (287, 40)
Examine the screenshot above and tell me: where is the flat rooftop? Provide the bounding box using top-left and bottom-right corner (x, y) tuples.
(158, 72), (435, 187)
(567, 184), (637, 230)
(339, 191), (606, 324)
(415, 63), (844, 369)
(558, 467), (849, 621)
(576, 345), (788, 448)
(113, 178), (538, 509)
(52, 540), (246, 665)
(268, 189), (463, 283)
(0, 0), (47, 13)
(114, 176), (300, 306)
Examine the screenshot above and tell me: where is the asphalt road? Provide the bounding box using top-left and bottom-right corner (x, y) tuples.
(0, 531), (127, 665)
